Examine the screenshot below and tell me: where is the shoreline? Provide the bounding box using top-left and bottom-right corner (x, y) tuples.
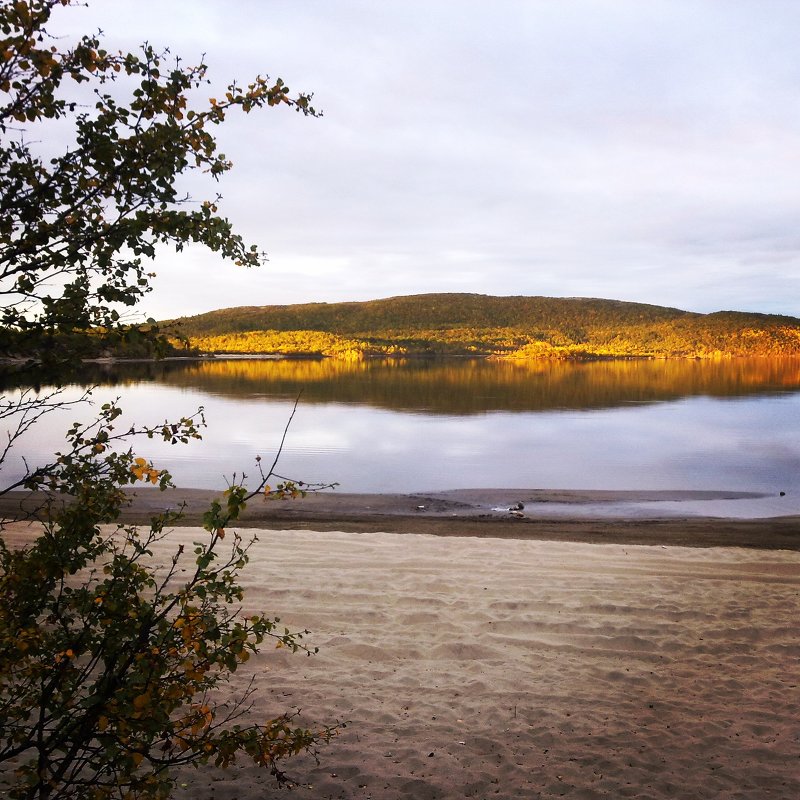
(3, 487), (799, 550)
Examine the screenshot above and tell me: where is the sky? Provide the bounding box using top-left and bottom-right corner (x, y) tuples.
(54, 0), (800, 320)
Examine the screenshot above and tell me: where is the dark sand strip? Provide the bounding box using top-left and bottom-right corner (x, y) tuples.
(2, 488), (798, 550)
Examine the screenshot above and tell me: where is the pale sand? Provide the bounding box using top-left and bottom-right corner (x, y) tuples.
(153, 528), (799, 799)
(3, 523), (799, 798)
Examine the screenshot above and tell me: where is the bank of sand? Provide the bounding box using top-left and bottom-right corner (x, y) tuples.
(105, 525), (797, 800)
(6, 487), (797, 549)
(3, 493), (800, 798)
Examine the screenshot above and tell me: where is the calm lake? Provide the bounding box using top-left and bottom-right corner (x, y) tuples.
(3, 356), (800, 510)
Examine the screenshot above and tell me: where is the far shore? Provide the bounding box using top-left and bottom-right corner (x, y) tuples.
(4, 350), (800, 367)
(2, 487), (799, 551)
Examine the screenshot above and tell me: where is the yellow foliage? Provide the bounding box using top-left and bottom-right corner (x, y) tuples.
(133, 693), (150, 711)
(130, 457), (160, 484)
(185, 329), (375, 359)
(172, 295), (800, 359)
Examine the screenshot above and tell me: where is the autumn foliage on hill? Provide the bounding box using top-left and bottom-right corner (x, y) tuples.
(172, 294), (800, 359)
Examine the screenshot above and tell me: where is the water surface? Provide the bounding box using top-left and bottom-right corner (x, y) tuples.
(2, 358), (799, 514)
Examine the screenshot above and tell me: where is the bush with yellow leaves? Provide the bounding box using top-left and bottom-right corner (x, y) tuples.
(0, 401), (338, 799)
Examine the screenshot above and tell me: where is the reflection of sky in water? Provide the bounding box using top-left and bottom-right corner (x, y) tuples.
(4, 385), (799, 507)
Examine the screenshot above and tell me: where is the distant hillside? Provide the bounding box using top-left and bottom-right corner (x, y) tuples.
(166, 293), (800, 359)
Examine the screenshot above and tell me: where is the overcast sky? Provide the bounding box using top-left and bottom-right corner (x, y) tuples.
(56, 1), (800, 319)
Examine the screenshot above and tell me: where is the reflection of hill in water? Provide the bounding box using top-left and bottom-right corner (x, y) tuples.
(5, 357), (800, 414)
(62, 356), (800, 414)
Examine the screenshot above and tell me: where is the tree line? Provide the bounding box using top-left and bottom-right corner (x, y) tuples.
(173, 295), (800, 359)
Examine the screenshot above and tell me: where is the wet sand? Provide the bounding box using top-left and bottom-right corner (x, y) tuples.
(5, 487), (798, 550)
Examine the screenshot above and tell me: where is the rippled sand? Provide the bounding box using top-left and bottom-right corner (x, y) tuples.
(157, 528), (800, 800)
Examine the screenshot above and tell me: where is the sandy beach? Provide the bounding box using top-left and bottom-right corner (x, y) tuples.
(2, 492), (799, 798)
(150, 527), (798, 800)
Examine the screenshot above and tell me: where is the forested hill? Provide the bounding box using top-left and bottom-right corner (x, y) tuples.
(174, 294), (690, 334)
(167, 293), (800, 359)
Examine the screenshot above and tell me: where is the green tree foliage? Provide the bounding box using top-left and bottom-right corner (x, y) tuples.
(0, 0), (316, 364)
(0, 403), (334, 799)
(0, 2), (333, 797)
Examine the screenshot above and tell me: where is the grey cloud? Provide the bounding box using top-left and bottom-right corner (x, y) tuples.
(52, 0), (800, 319)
